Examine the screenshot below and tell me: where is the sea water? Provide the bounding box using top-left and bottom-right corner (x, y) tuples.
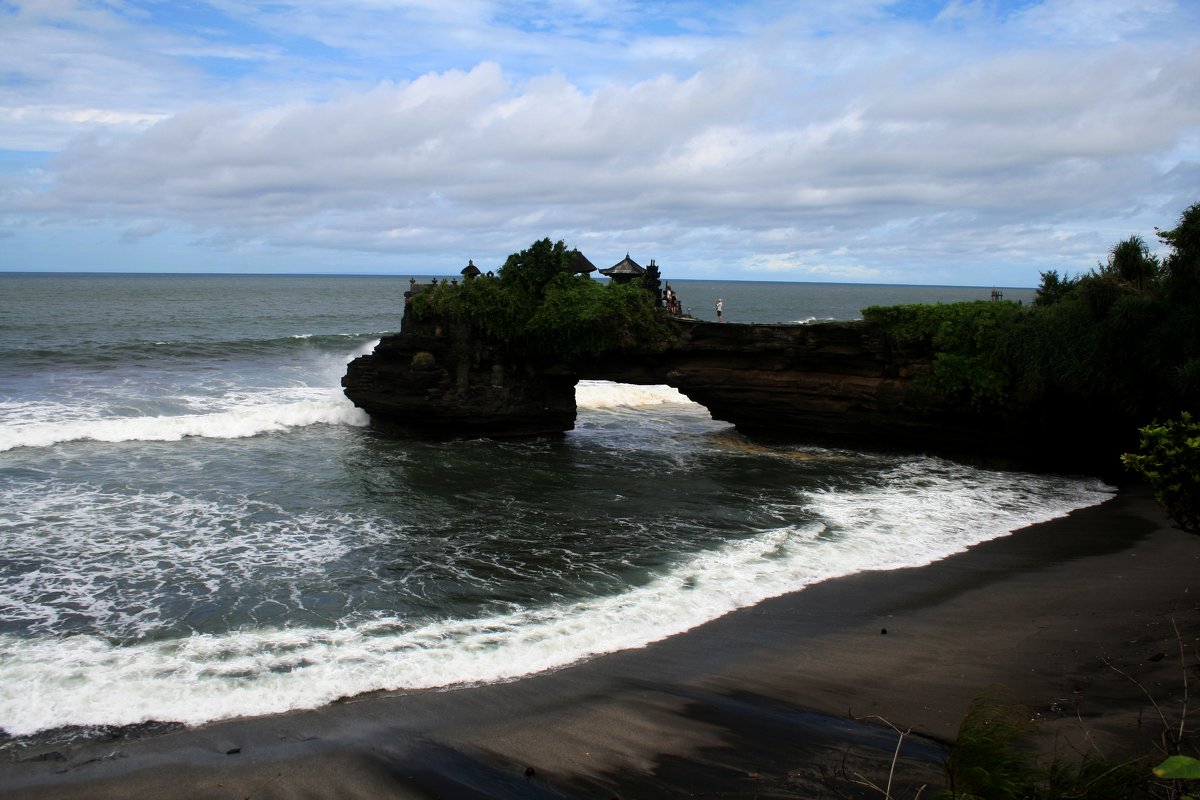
(0, 273), (1102, 746)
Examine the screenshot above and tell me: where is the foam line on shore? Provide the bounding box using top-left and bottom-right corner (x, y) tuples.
(0, 467), (1112, 738)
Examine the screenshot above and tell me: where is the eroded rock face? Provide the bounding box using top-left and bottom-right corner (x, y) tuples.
(647, 319), (948, 444)
(344, 308), (956, 444)
(591, 319), (1013, 461)
(341, 307), (577, 437)
(343, 310), (1126, 473)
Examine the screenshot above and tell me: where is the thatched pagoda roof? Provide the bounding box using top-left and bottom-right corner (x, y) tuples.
(599, 254), (645, 277)
(569, 249), (597, 274)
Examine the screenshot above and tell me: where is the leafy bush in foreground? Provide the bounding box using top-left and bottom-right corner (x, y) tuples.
(1122, 413), (1200, 535)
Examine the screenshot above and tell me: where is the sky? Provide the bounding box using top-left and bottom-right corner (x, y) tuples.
(1, 1), (1198, 286)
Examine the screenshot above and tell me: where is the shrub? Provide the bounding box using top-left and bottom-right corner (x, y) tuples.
(1121, 412), (1200, 535)
(935, 692), (1038, 800)
(862, 301), (1025, 409)
(1101, 235), (1160, 293)
(863, 204), (1199, 427)
(1159, 202), (1200, 305)
(410, 238), (669, 361)
(931, 693), (1148, 800)
(1033, 269), (1079, 307)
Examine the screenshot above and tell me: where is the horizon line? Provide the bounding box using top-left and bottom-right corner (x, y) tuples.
(0, 270), (1037, 291)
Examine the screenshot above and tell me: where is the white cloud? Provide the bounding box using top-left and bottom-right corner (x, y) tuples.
(0, 0), (1197, 284)
(1013, 0), (1178, 43)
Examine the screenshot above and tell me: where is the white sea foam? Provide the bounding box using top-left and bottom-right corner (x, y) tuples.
(0, 483), (372, 640)
(312, 338), (379, 385)
(0, 341), (379, 453)
(0, 465), (1112, 737)
(0, 392), (368, 452)
(575, 380), (695, 409)
(0, 399), (99, 427)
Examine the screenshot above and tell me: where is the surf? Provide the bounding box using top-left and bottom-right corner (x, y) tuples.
(0, 392), (368, 453)
(0, 457), (1111, 738)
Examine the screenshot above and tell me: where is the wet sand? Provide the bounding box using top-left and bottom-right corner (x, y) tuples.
(3, 486), (1197, 798)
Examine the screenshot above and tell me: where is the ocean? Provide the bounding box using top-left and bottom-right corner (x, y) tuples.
(0, 273), (1106, 749)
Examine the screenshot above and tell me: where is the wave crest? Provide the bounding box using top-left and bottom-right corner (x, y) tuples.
(0, 395), (368, 452)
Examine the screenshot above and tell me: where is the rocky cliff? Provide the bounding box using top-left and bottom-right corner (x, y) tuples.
(343, 304), (1122, 473)
(341, 304), (578, 437)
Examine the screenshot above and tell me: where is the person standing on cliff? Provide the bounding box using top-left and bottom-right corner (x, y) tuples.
(715, 298), (724, 322)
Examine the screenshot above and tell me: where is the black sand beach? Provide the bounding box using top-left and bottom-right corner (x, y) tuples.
(3, 486), (1197, 799)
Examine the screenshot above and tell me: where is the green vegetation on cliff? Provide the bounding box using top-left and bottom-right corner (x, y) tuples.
(862, 202), (1200, 424)
(859, 300), (1024, 409)
(410, 238), (668, 360)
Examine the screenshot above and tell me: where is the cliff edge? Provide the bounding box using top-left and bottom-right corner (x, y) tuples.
(343, 302), (1131, 475)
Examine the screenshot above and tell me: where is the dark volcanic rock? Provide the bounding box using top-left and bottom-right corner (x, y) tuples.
(630, 319), (1026, 464)
(342, 308), (577, 437)
(343, 307), (1128, 474)
(652, 319), (951, 445)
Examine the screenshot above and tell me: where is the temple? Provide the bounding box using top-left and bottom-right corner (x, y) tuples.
(598, 254), (645, 285)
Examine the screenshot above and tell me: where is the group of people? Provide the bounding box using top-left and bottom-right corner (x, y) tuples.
(663, 283), (683, 316)
(661, 285), (726, 322)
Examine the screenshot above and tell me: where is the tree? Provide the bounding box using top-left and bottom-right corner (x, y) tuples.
(1102, 235), (1159, 292)
(497, 237), (575, 299)
(412, 238), (669, 360)
(1033, 269), (1078, 307)
(1158, 202), (1200, 303)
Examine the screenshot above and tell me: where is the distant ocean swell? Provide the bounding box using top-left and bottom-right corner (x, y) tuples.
(0, 332), (386, 372)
